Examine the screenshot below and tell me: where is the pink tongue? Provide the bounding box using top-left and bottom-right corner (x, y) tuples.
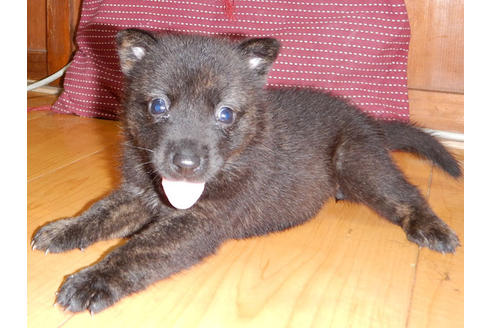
(161, 178), (205, 210)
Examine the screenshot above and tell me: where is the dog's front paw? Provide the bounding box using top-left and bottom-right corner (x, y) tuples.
(403, 215), (460, 253)
(31, 219), (87, 253)
(56, 268), (121, 314)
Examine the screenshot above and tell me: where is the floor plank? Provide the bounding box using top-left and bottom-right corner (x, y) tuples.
(27, 113), (463, 328)
(28, 145), (122, 328)
(27, 92), (57, 121)
(406, 151), (464, 328)
(27, 112), (120, 181)
(27, 91), (59, 109)
(27, 110), (52, 121)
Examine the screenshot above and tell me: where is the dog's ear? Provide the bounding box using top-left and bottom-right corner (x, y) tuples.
(236, 38), (281, 78)
(116, 29), (157, 75)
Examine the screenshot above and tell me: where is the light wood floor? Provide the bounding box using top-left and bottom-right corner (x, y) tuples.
(27, 93), (464, 328)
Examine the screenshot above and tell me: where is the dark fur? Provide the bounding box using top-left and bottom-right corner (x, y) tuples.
(32, 30), (461, 314)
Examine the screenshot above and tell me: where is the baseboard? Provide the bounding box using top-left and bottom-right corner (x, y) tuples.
(409, 89), (464, 133)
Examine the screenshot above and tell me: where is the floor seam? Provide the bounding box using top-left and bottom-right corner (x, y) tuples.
(57, 313), (76, 328)
(404, 164), (434, 328)
(27, 144), (116, 183)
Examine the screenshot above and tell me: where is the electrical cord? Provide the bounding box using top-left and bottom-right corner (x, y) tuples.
(27, 61), (72, 92)
(421, 128), (464, 142)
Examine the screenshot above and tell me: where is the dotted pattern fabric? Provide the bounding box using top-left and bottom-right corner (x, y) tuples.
(53, 0), (410, 121)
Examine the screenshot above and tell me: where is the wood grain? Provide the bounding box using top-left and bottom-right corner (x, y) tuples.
(405, 0), (464, 93)
(28, 0), (81, 82)
(27, 0), (48, 81)
(70, 0), (83, 52)
(406, 153), (464, 328)
(27, 0), (46, 50)
(28, 148), (122, 328)
(27, 50), (48, 81)
(27, 91), (59, 109)
(27, 111), (461, 327)
(27, 112), (120, 181)
(408, 89), (464, 133)
(47, 0), (72, 86)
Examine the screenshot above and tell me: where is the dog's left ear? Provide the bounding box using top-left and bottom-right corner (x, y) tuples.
(116, 28), (157, 75)
(237, 38), (281, 78)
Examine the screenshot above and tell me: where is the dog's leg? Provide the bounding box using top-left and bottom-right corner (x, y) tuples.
(333, 140), (460, 253)
(55, 215), (224, 313)
(31, 187), (154, 253)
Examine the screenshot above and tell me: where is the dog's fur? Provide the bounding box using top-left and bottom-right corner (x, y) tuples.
(32, 29), (461, 314)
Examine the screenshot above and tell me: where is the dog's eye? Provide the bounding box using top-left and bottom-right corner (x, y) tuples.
(216, 106), (235, 124)
(148, 97), (170, 116)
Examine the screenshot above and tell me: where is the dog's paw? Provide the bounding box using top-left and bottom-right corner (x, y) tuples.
(31, 219), (86, 253)
(403, 215), (460, 253)
(56, 268), (120, 314)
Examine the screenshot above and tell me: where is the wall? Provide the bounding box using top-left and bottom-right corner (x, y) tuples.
(27, 0), (82, 85)
(405, 0), (464, 132)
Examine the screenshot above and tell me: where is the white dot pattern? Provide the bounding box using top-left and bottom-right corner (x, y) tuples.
(52, 0), (410, 121)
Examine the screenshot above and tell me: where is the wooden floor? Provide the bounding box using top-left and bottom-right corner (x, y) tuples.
(27, 94), (464, 328)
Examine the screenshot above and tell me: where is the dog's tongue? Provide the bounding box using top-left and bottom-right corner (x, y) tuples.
(161, 178), (205, 210)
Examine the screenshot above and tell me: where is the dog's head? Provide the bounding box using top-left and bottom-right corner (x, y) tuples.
(116, 29), (280, 209)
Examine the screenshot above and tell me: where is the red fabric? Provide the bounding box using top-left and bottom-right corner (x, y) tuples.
(53, 0), (410, 121)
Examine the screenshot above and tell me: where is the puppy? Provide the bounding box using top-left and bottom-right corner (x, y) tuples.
(32, 29), (461, 314)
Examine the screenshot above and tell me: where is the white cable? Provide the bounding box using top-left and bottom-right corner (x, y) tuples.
(421, 128), (464, 142)
(27, 62), (72, 91)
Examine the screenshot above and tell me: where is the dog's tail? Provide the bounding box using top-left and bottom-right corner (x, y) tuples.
(380, 121), (462, 178)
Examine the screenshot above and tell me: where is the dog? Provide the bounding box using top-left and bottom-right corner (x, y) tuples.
(32, 29), (461, 314)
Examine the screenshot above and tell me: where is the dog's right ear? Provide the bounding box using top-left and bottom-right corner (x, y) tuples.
(116, 29), (157, 75)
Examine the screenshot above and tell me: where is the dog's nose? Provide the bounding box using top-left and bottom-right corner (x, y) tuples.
(172, 152), (201, 175)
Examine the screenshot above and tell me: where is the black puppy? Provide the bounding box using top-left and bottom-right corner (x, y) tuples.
(32, 29), (461, 314)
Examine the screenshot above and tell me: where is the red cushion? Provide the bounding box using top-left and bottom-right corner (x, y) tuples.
(53, 0), (410, 121)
